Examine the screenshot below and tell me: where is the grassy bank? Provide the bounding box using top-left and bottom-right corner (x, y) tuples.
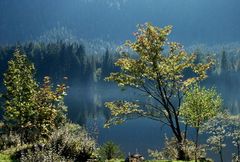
(0, 155), (207, 162)
(106, 159), (203, 162)
(0, 153), (17, 162)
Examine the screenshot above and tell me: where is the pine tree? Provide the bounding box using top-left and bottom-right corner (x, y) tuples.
(221, 50), (228, 73)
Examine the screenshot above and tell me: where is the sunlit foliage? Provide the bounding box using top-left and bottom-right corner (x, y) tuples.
(179, 85), (222, 161)
(2, 50), (67, 144)
(3, 50), (38, 144)
(105, 23), (213, 160)
(202, 113), (229, 162)
(180, 85), (222, 129)
(31, 76), (68, 140)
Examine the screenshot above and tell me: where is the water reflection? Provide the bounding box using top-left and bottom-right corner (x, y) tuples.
(66, 86), (103, 125)
(66, 75), (240, 160)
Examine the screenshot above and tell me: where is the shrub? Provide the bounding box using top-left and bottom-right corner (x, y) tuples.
(0, 153), (15, 162)
(47, 123), (96, 161)
(13, 123), (96, 161)
(148, 136), (206, 161)
(0, 132), (21, 150)
(98, 141), (124, 160)
(20, 145), (67, 162)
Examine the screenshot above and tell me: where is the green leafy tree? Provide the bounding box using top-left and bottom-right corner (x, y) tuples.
(203, 112), (240, 162)
(179, 85), (222, 161)
(202, 112), (229, 162)
(104, 23), (212, 160)
(2, 50), (68, 144)
(3, 50), (38, 145)
(32, 76), (67, 140)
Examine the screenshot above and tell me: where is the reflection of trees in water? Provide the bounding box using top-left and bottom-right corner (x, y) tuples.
(66, 71), (240, 126)
(204, 73), (240, 114)
(66, 85), (140, 126)
(227, 100), (240, 114)
(66, 86), (103, 126)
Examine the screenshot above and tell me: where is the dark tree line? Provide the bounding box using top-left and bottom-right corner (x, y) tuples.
(0, 41), (240, 88)
(0, 41), (118, 86)
(193, 48), (240, 74)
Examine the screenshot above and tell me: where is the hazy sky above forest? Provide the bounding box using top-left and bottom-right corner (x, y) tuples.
(0, 0), (240, 45)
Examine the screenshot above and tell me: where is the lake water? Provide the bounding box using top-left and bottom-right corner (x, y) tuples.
(65, 74), (240, 161)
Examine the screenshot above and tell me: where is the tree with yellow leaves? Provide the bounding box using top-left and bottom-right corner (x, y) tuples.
(2, 50), (67, 144)
(105, 23), (213, 160)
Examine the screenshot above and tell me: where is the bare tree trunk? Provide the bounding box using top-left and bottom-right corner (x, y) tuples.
(174, 131), (189, 160)
(20, 132), (23, 146)
(195, 128), (199, 162)
(219, 149), (224, 162)
(167, 111), (188, 160)
(238, 143), (240, 160)
(177, 148), (186, 160)
(184, 124), (188, 140)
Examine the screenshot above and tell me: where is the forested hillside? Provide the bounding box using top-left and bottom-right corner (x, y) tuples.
(0, 41), (118, 86)
(1, 41), (240, 86)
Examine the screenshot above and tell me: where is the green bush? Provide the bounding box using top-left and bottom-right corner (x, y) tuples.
(98, 141), (124, 161)
(9, 123), (96, 161)
(148, 136), (206, 161)
(0, 153), (14, 162)
(0, 132), (21, 151)
(19, 146), (67, 162)
(47, 123), (96, 161)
